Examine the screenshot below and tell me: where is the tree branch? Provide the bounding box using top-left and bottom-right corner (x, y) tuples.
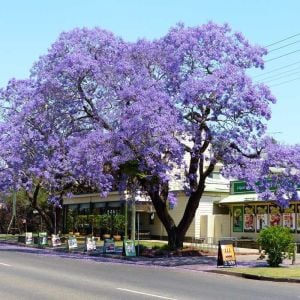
(229, 142), (262, 159)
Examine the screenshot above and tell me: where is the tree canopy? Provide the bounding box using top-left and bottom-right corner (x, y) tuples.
(1, 22), (299, 248)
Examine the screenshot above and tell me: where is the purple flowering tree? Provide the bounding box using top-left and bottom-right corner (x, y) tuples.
(122, 23), (277, 249)
(0, 78), (77, 232)
(1, 23), (299, 249)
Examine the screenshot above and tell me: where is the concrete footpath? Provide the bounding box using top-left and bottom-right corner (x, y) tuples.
(0, 241), (300, 283)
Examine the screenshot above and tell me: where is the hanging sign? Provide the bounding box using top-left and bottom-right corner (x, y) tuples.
(123, 239), (136, 257)
(217, 240), (236, 267)
(103, 239), (115, 253)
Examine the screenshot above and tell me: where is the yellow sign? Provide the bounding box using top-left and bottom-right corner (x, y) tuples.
(217, 241), (236, 267)
(221, 244), (236, 263)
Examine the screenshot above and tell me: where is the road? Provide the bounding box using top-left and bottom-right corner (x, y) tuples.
(0, 246), (299, 299)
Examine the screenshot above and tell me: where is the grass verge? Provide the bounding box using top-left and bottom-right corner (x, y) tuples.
(226, 266), (300, 278)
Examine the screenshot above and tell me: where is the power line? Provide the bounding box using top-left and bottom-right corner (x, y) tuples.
(261, 69), (300, 84)
(268, 40), (300, 53)
(256, 66), (300, 82)
(265, 49), (300, 63)
(269, 76), (300, 87)
(265, 32), (300, 48)
(253, 61), (300, 78)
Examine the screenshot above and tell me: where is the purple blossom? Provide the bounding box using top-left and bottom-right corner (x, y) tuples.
(1, 22), (299, 246)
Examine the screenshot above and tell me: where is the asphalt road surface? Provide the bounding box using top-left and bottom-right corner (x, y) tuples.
(0, 246), (299, 299)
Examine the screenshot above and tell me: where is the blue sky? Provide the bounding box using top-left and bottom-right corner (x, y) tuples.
(1, 0), (300, 144)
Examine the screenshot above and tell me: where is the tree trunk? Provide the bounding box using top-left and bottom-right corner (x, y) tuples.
(148, 180), (207, 251)
(167, 226), (185, 250)
(54, 206), (63, 233)
(26, 186), (54, 233)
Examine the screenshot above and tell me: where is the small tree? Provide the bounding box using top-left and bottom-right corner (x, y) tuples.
(112, 214), (125, 235)
(258, 226), (295, 267)
(99, 213), (111, 235)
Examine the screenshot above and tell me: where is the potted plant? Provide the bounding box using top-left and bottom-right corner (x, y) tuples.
(99, 213), (111, 239)
(112, 214), (125, 241)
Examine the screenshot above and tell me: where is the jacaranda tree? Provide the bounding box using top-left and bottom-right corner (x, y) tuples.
(0, 78), (77, 232)
(1, 22), (300, 249)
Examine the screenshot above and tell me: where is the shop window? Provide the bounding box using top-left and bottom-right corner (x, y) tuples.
(79, 203), (90, 215)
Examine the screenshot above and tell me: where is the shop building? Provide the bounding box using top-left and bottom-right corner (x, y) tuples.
(220, 181), (300, 244)
(63, 167), (300, 245)
(62, 169), (231, 243)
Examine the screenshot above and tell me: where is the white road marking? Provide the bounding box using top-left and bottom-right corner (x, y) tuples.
(0, 262), (11, 267)
(117, 288), (177, 299)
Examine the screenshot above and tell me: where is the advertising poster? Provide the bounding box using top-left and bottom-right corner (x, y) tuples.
(123, 240), (136, 257)
(51, 234), (62, 247)
(297, 204), (300, 233)
(86, 237), (97, 251)
(256, 205), (268, 232)
(269, 205), (281, 226)
(68, 236), (78, 249)
(38, 232), (48, 246)
(244, 205), (255, 232)
(25, 232), (33, 245)
(103, 239), (115, 253)
(217, 240), (236, 267)
(232, 206), (243, 232)
(282, 205), (296, 232)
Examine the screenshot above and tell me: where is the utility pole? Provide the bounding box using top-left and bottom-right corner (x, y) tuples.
(7, 191), (20, 234)
(124, 197), (128, 240)
(131, 197), (136, 241)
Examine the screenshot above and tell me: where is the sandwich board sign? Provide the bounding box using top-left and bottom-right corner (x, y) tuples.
(51, 234), (62, 247)
(38, 232), (48, 246)
(217, 240), (236, 267)
(68, 236), (78, 250)
(25, 232), (33, 245)
(123, 239), (136, 257)
(86, 236), (97, 251)
(103, 239), (115, 253)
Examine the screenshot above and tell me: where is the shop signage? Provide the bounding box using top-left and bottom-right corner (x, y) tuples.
(231, 181), (255, 194)
(231, 180), (300, 195)
(217, 240), (236, 267)
(103, 239), (115, 253)
(123, 239), (136, 257)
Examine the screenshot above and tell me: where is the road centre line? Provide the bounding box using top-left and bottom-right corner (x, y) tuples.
(116, 288), (177, 300)
(0, 262), (12, 267)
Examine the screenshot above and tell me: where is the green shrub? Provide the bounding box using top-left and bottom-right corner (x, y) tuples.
(257, 226), (295, 267)
(99, 214), (111, 233)
(112, 214), (125, 235)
